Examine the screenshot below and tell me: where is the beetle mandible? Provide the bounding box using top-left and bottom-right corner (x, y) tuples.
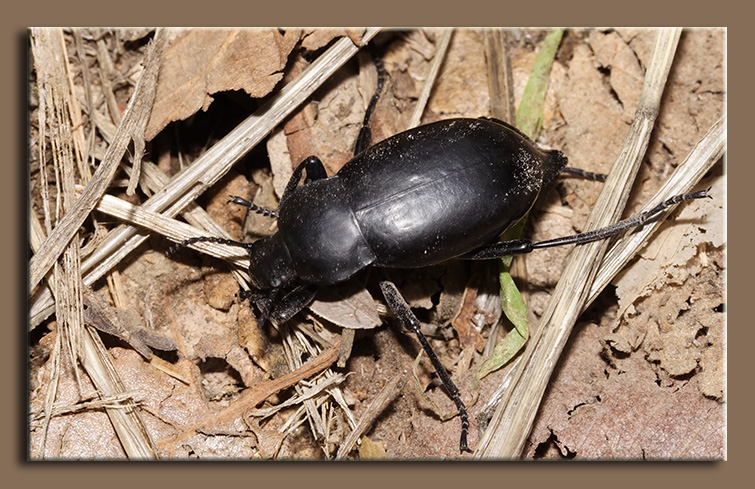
(170, 59), (708, 454)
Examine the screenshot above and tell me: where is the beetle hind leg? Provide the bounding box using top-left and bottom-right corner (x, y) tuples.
(379, 281), (472, 453)
(462, 189), (710, 260)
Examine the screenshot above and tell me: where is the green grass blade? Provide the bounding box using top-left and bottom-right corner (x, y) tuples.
(480, 29), (563, 379)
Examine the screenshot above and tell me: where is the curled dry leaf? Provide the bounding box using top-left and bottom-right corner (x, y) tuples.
(145, 28), (302, 140)
(309, 280), (381, 330)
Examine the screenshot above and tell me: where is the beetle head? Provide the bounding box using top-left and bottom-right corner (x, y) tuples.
(248, 233), (296, 290)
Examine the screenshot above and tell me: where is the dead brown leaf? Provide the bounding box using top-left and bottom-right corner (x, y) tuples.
(309, 280), (381, 330)
(145, 29), (301, 140)
(525, 319), (724, 459)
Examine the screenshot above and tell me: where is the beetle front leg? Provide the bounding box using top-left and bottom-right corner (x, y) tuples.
(379, 281), (472, 454)
(269, 284), (320, 325)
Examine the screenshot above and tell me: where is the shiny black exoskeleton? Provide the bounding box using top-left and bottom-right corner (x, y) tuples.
(251, 118), (566, 290)
(170, 68), (708, 454)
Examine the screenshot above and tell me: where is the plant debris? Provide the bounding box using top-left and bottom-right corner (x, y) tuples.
(28, 28), (725, 460)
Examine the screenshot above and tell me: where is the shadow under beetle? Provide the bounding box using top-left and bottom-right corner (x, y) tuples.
(169, 57), (708, 453)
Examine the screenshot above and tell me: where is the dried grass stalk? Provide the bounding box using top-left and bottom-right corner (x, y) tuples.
(475, 28), (683, 458)
(586, 116), (726, 306)
(31, 28), (159, 459)
(408, 28), (453, 129)
(29, 29), (165, 291)
(29, 28), (381, 328)
(336, 371), (406, 459)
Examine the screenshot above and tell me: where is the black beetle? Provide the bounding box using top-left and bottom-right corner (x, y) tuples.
(252, 118), (566, 289)
(166, 44), (710, 452)
(170, 112), (707, 453)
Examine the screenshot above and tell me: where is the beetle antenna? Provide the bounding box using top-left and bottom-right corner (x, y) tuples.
(229, 196), (278, 219)
(166, 236), (255, 257)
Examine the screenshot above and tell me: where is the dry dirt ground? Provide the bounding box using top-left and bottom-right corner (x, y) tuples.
(28, 28), (724, 460)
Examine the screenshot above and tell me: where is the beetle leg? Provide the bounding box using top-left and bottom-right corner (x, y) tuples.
(379, 281), (472, 453)
(461, 239), (534, 260)
(249, 287), (281, 329)
(281, 156), (329, 201)
(560, 166), (607, 182)
(532, 188), (711, 250)
(268, 284), (320, 325)
(463, 189), (710, 260)
(353, 55), (385, 156)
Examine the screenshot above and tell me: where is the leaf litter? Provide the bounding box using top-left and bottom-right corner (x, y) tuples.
(28, 28), (724, 460)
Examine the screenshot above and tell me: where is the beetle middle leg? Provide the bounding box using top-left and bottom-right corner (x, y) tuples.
(379, 280), (472, 453)
(230, 155), (330, 219)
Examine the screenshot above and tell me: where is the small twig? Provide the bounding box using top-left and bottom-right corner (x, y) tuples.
(484, 29), (516, 124)
(30, 391), (144, 421)
(407, 28), (453, 129)
(81, 187), (251, 270)
(336, 371), (406, 459)
(247, 373), (347, 419)
(156, 341), (340, 452)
